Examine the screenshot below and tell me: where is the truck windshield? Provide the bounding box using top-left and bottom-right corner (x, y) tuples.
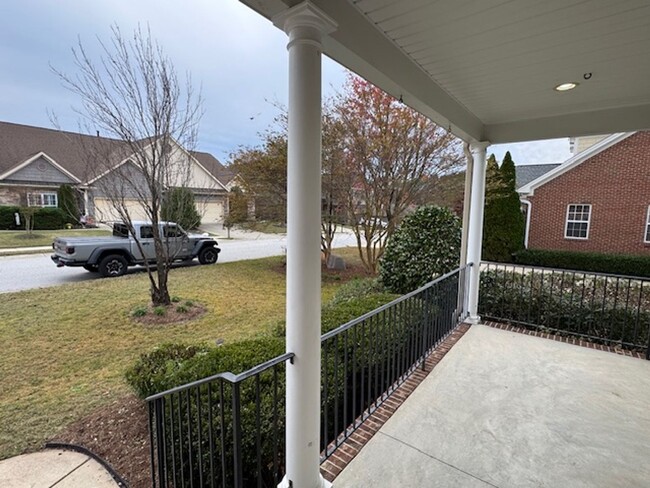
(112, 223), (129, 237)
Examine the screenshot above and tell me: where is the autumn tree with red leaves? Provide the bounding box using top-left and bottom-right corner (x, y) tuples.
(336, 75), (463, 273)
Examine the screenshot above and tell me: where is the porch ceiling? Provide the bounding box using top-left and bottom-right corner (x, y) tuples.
(240, 0), (650, 143)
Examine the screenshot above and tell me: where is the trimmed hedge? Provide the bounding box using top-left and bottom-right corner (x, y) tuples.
(0, 206), (70, 230)
(479, 269), (650, 349)
(514, 248), (650, 279)
(126, 281), (402, 486)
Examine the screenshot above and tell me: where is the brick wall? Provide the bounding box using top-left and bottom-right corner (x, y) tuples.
(527, 131), (650, 256)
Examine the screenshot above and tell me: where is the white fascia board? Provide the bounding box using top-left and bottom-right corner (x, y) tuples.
(0, 151), (82, 183)
(486, 104), (650, 143)
(517, 132), (635, 197)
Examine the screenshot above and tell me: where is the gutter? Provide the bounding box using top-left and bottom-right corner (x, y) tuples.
(521, 198), (531, 249)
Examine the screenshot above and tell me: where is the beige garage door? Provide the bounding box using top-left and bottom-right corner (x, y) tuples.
(199, 200), (225, 224)
(93, 198), (149, 223)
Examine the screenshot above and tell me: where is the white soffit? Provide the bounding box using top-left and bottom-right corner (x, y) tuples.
(241, 0), (650, 143)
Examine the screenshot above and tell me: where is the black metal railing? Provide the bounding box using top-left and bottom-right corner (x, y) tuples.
(480, 262), (650, 359)
(146, 352), (293, 488)
(147, 265), (472, 487)
(319, 265), (471, 459)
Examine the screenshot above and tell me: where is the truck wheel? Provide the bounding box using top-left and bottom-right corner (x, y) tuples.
(83, 265), (98, 273)
(98, 254), (128, 277)
(198, 246), (219, 265)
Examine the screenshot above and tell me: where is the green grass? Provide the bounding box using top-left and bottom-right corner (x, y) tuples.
(0, 251), (362, 459)
(0, 229), (111, 249)
(237, 221), (287, 234)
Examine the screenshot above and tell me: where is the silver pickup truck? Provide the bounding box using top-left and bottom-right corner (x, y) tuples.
(51, 221), (220, 277)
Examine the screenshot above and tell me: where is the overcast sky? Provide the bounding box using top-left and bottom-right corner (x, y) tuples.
(0, 0), (571, 165)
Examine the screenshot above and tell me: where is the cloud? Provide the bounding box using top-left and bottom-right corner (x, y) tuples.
(0, 0), (569, 166)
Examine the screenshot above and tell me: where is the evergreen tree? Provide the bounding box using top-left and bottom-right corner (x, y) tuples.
(161, 187), (201, 230)
(57, 184), (80, 223)
(482, 152), (525, 262)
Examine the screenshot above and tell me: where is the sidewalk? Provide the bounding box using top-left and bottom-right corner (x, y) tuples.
(0, 449), (120, 488)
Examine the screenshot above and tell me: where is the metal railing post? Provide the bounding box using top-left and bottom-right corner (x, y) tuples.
(231, 382), (243, 488)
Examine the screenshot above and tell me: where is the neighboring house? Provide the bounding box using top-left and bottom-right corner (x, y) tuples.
(517, 131), (650, 256)
(0, 121), (236, 225)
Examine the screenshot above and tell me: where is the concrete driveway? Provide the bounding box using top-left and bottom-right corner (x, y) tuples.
(334, 325), (650, 488)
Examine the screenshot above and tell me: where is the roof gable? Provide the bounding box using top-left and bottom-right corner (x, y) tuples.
(518, 132), (636, 196)
(0, 152), (81, 183)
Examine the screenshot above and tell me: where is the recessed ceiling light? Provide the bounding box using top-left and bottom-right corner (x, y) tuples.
(554, 82), (579, 92)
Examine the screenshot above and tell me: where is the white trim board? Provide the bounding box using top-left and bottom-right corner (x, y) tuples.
(518, 132), (635, 197)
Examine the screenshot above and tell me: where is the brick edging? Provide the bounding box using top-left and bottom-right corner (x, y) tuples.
(319, 323), (471, 482)
(482, 320), (647, 360)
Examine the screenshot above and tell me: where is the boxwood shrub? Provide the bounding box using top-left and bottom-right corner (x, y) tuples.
(0, 206), (70, 230)
(513, 248), (650, 279)
(479, 269), (650, 349)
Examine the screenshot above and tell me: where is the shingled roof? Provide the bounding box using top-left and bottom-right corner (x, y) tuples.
(515, 163), (560, 190)
(0, 120), (232, 185)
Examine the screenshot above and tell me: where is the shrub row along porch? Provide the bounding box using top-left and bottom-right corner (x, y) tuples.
(146, 265), (470, 487)
(145, 261), (650, 487)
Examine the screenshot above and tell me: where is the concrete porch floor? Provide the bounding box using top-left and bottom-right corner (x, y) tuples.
(333, 325), (650, 488)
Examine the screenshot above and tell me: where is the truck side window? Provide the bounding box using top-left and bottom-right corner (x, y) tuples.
(163, 225), (179, 238)
(112, 224), (129, 237)
(140, 226), (154, 239)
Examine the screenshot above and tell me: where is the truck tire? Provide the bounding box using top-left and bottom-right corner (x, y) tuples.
(98, 254), (128, 277)
(198, 246), (219, 265)
(83, 265), (98, 272)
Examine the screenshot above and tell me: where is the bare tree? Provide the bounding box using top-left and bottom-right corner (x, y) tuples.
(335, 75), (464, 273)
(53, 25), (202, 306)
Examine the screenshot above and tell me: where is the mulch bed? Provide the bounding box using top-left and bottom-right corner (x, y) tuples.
(132, 302), (206, 326)
(49, 394), (151, 488)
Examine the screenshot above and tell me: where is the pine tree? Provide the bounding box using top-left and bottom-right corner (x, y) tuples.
(482, 152), (525, 262)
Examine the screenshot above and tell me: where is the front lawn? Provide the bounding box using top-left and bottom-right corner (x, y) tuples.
(0, 249), (365, 459)
(0, 228), (111, 248)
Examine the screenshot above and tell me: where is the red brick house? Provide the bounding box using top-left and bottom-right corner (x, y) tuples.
(517, 131), (650, 256)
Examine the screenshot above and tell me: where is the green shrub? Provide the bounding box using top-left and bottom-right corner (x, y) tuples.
(184, 300), (194, 307)
(176, 305), (188, 313)
(479, 269), (650, 348)
(131, 306), (147, 318)
(0, 206), (21, 230)
(0, 206), (69, 230)
(125, 343), (211, 398)
(127, 337), (286, 486)
(171, 296), (181, 303)
(153, 306), (166, 316)
(514, 249), (650, 278)
(161, 187), (201, 230)
(380, 205), (461, 294)
(327, 278), (386, 306)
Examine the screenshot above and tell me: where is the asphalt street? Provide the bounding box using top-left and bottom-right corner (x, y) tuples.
(0, 232), (359, 293)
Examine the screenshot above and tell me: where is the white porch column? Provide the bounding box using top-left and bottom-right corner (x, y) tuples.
(273, 3), (336, 488)
(466, 141), (490, 324)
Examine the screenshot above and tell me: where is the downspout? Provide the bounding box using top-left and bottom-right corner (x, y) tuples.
(521, 198), (531, 249)
(460, 142), (473, 267)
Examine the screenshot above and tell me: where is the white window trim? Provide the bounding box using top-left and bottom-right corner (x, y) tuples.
(564, 203), (591, 240)
(27, 192), (58, 208)
(644, 206), (650, 244)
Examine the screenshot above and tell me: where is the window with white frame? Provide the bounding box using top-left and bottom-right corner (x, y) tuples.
(565, 204), (591, 239)
(27, 192), (58, 207)
(645, 206), (650, 243)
